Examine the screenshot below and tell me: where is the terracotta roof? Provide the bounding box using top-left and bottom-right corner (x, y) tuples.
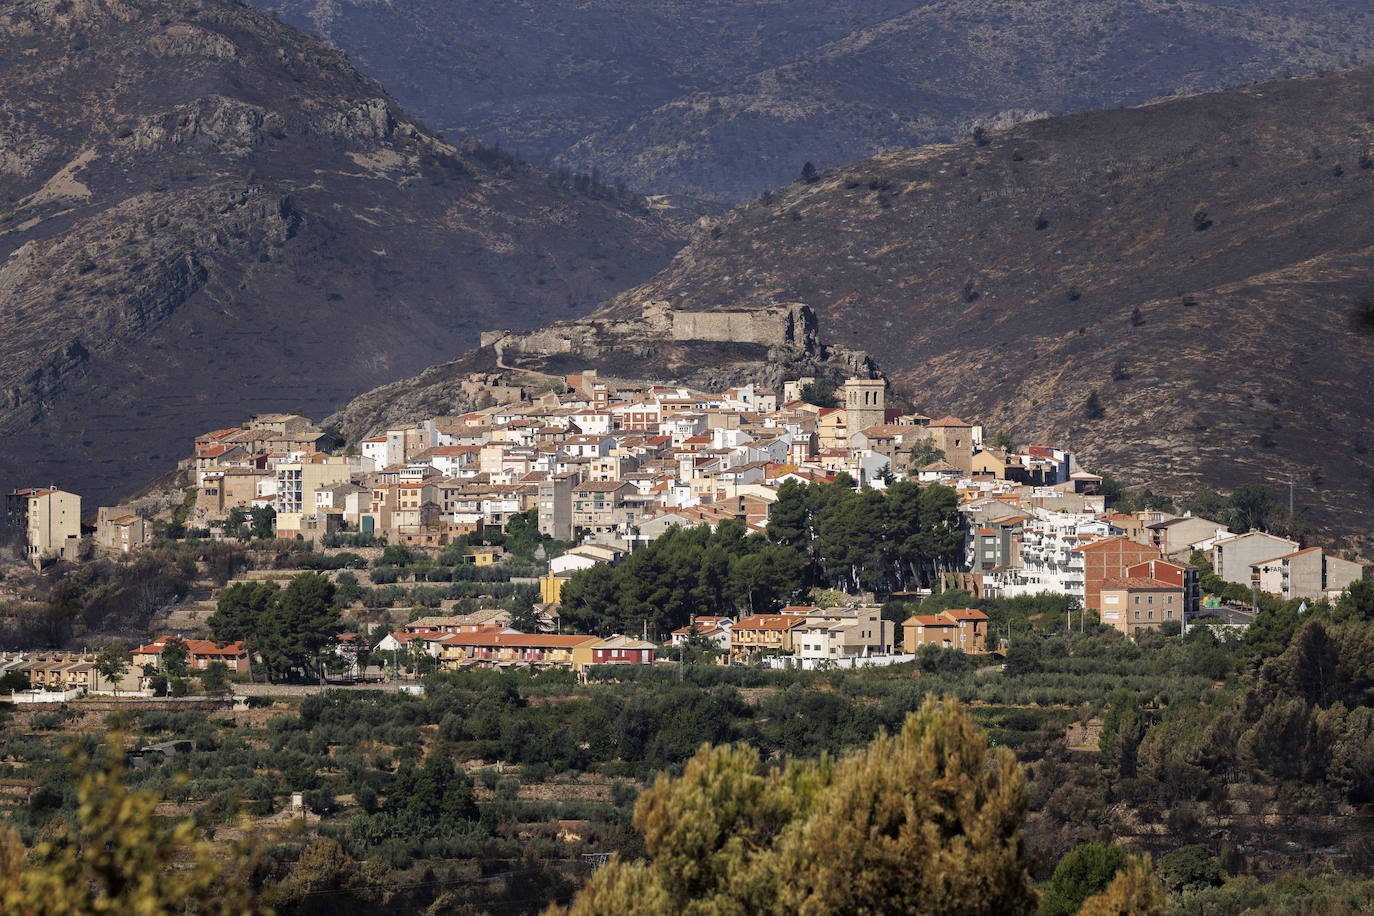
(903, 615), (955, 628)
(1070, 535), (1155, 554)
(1099, 577), (1179, 590)
(927, 416), (971, 427)
(573, 480), (631, 492)
(437, 632), (599, 649)
(1265, 546), (1324, 561)
(134, 637), (245, 656)
(594, 635), (658, 651)
(734, 614), (807, 631)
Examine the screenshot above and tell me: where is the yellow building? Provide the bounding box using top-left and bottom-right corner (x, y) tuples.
(540, 571), (572, 604)
(9, 487), (81, 567)
(273, 455), (351, 534)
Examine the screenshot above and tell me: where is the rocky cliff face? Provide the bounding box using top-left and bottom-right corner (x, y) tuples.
(0, 0), (682, 510)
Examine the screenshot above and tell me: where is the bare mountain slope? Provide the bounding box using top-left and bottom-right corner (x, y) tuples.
(0, 0), (682, 509)
(260, 0), (1374, 200)
(603, 68), (1374, 547)
(340, 69), (1374, 550)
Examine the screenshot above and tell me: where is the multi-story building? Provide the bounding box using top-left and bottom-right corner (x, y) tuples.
(274, 455), (351, 535)
(9, 487), (81, 566)
(926, 417), (975, 473)
(1251, 546), (1369, 601)
(1126, 558), (1202, 621)
(1098, 578), (1184, 636)
(794, 606), (893, 666)
(902, 609), (990, 653)
(572, 480), (636, 541)
(584, 636), (658, 670)
(1072, 536), (1161, 612)
(996, 510), (1109, 602)
(729, 612), (809, 662)
(537, 473), (580, 541)
(96, 507), (148, 554)
(200, 468), (270, 516)
(1212, 531), (1299, 586)
(1144, 515), (1229, 559)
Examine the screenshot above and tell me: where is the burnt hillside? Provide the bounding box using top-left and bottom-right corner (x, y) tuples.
(597, 69), (1374, 548)
(260, 0), (1374, 200)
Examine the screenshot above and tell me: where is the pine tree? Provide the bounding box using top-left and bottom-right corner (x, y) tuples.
(766, 478), (809, 548)
(1038, 842), (1128, 916)
(551, 696), (1037, 916)
(0, 737), (260, 915)
(1075, 857), (1167, 916)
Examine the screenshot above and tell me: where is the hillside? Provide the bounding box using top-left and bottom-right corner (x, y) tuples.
(257, 0), (1374, 200)
(344, 69), (1374, 551)
(0, 0), (682, 511)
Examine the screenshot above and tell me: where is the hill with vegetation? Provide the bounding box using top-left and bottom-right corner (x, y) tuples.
(346, 69), (1374, 551)
(598, 67), (1374, 550)
(0, 0), (682, 511)
(255, 0), (1374, 200)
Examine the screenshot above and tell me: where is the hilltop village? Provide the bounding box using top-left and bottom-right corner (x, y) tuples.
(5, 370), (1369, 692)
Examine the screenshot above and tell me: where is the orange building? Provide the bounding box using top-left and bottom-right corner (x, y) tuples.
(729, 613), (808, 662)
(902, 608), (990, 653)
(1099, 577), (1184, 636)
(1072, 536), (1160, 612)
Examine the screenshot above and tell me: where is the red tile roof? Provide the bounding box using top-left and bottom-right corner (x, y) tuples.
(734, 614), (807, 631)
(903, 615), (955, 628)
(1099, 577), (1179, 590)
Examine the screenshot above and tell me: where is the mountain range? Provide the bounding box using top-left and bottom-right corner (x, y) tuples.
(257, 0), (1374, 200)
(0, 0), (681, 511)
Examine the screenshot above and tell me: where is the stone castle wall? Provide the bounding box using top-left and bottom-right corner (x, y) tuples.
(670, 309), (791, 345)
(488, 302), (821, 359)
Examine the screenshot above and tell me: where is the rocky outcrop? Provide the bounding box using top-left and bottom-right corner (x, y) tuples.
(484, 301), (824, 363)
(329, 301), (876, 442)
